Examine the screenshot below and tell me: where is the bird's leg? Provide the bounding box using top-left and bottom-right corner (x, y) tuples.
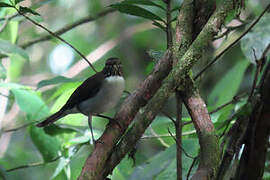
(95, 114), (123, 130)
(88, 115), (96, 146)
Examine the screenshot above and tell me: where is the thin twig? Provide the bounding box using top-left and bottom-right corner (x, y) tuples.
(0, 93), (9, 98)
(248, 43), (270, 101)
(175, 92), (183, 180)
(187, 156), (198, 180)
(165, 0), (173, 49)
(248, 49), (260, 101)
(194, 3), (270, 80)
(0, 13), (18, 22)
(15, 7), (97, 73)
(161, 110), (176, 125)
(6, 156), (61, 172)
(20, 8), (116, 49)
(209, 93), (247, 114)
(162, 93), (247, 133)
(149, 125), (169, 147)
(142, 134), (174, 139)
(2, 121), (39, 133)
(6, 142), (85, 172)
(168, 128), (195, 159)
(213, 23), (247, 40)
(162, 110), (192, 126)
(219, 116), (235, 139)
(141, 130), (196, 139)
(0, 17), (9, 33)
(262, 43), (270, 58)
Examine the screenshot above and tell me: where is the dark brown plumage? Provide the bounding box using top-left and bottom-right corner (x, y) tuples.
(36, 57), (124, 127)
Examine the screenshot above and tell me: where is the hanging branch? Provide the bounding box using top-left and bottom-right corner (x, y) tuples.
(6, 156), (61, 172)
(14, 6), (97, 73)
(20, 8), (116, 49)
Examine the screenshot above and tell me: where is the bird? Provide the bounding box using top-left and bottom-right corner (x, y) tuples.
(37, 57), (125, 144)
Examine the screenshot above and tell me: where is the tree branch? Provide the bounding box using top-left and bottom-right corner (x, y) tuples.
(173, 1), (195, 179)
(20, 8), (115, 49)
(165, 0), (173, 49)
(79, 48), (173, 180)
(78, 1), (237, 179)
(180, 85), (219, 180)
(194, 3), (270, 80)
(15, 7), (97, 72)
(0, 16), (9, 33)
(6, 156), (61, 172)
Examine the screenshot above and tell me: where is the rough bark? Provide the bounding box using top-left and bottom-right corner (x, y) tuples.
(79, 1), (237, 179)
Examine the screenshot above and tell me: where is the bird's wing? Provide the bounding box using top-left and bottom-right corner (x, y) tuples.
(61, 72), (105, 110)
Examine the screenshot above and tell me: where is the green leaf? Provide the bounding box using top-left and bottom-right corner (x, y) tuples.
(51, 158), (70, 180)
(111, 156), (133, 180)
(0, 2), (14, 8)
(0, 8), (18, 43)
(234, 102), (253, 118)
(145, 116), (175, 146)
(129, 145), (176, 180)
(48, 82), (81, 102)
(19, 6), (40, 16)
(0, 82), (24, 89)
(64, 134), (90, 147)
(209, 59), (249, 107)
(50, 87), (77, 113)
(0, 165), (6, 180)
(0, 39), (29, 60)
(11, 88), (49, 120)
(121, 0), (165, 10)
(37, 76), (78, 89)
(152, 21), (166, 31)
(51, 146), (79, 179)
(181, 139), (199, 177)
(211, 104), (234, 123)
(29, 126), (61, 162)
(15, 0), (25, 4)
(263, 172), (270, 179)
(241, 14), (270, 64)
(8, 54), (26, 81)
(69, 145), (92, 180)
(43, 124), (78, 136)
(155, 158), (177, 180)
(110, 3), (164, 22)
(130, 139), (198, 179)
(0, 62), (6, 80)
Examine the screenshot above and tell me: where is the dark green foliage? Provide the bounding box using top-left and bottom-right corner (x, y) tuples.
(110, 3), (164, 22)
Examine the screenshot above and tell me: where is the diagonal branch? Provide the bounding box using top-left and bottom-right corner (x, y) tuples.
(194, 3), (270, 80)
(20, 8), (115, 49)
(78, 1), (238, 179)
(15, 7), (97, 72)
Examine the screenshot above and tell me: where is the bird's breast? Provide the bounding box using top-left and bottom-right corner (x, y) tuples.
(78, 76), (125, 115)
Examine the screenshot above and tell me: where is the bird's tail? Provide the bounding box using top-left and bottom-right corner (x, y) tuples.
(36, 109), (66, 127)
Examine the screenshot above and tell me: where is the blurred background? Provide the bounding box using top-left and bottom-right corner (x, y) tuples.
(0, 0), (269, 179)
